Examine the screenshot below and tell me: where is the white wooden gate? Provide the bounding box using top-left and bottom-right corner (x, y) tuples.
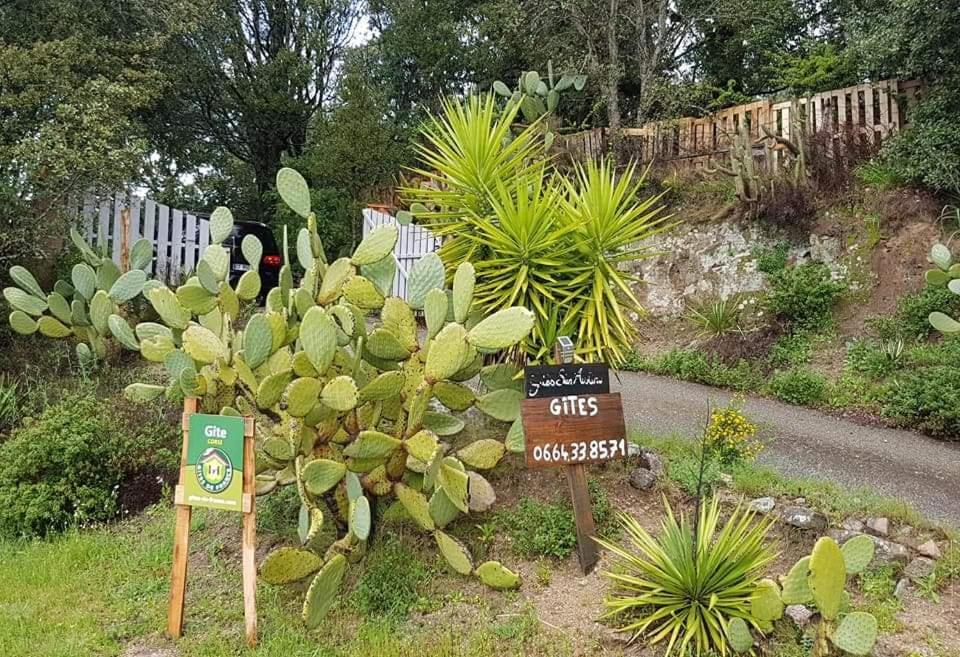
(362, 208), (440, 301)
(77, 192), (210, 285)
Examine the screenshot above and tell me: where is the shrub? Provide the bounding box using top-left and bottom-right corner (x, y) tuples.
(882, 366), (960, 438)
(768, 331), (813, 368)
(768, 368), (828, 406)
(0, 395), (135, 538)
(597, 498), (777, 656)
(765, 262), (846, 331)
(896, 287), (960, 339)
(497, 498), (577, 560)
(705, 398), (762, 466)
(753, 242), (790, 275)
(647, 348), (763, 391)
(845, 338), (904, 379)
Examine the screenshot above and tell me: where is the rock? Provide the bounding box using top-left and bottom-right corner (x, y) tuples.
(828, 528), (861, 544)
(640, 449), (666, 477)
(748, 497), (776, 514)
(785, 605), (813, 627)
(866, 517), (890, 537)
(627, 442), (642, 458)
(917, 540), (941, 560)
(894, 578), (910, 600)
(628, 468), (657, 491)
(903, 557), (936, 581)
(792, 497), (806, 505)
(782, 506), (828, 532)
(841, 519), (865, 532)
(868, 536), (911, 565)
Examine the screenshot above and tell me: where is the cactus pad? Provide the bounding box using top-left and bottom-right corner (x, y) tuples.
(435, 530), (473, 575)
(404, 429), (439, 463)
(349, 496), (371, 541)
(751, 578), (784, 621)
(209, 206), (234, 244)
(182, 324), (225, 364)
(422, 411), (465, 437)
(808, 537), (846, 621)
(424, 287), (448, 339)
(343, 431), (402, 460)
(351, 225), (398, 266)
(9, 265), (45, 298)
(129, 238), (153, 270)
(321, 375), (359, 411)
(236, 270), (261, 300)
(781, 556), (813, 604)
(467, 471), (496, 512)
(476, 388), (523, 422)
(832, 611), (878, 656)
(475, 561), (520, 590)
(342, 275), (384, 310)
(301, 554), (347, 628)
(108, 269), (147, 303)
(467, 307), (535, 350)
(726, 617), (754, 653)
(433, 381), (476, 411)
(8, 310), (37, 335)
(395, 483), (435, 530)
(424, 323), (470, 382)
(277, 167), (312, 218)
(381, 297), (418, 351)
(123, 383), (165, 402)
(358, 370), (405, 402)
(147, 287), (190, 329)
(260, 547), (322, 585)
(366, 327), (410, 360)
(480, 363), (523, 391)
(176, 284), (218, 314)
(284, 377), (323, 417)
(3, 287), (47, 316)
(840, 534), (875, 575)
(71, 263), (97, 300)
(302, 459), (347, 495)
(452, 262), (475, 323)
(437, 458), (470, 512)
(107, 315), (139, 350)
(457, 439), (506, 470)
(407, 251), (444, 310)
(429, 488), (460, 528)
(361, 254), (396, 296)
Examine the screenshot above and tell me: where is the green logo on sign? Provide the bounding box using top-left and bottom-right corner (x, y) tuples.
(196, 447), (234, 493)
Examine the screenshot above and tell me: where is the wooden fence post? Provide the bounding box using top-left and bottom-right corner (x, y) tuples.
(167, 397), (196, 639)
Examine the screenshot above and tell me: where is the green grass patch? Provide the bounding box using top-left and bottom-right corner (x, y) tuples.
(351, 537), (431, 620)
(857, 566), (902, 632)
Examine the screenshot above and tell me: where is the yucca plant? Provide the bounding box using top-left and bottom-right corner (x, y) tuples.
(596, 497), (778, 657)
(685, 296), (742, 338)
(402, 95), (673, 365)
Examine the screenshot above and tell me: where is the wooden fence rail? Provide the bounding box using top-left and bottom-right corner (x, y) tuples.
(559, 79), (923, 170)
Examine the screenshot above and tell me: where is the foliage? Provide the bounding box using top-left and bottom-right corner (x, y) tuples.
(668, 449), (724, 497)
(597, 498), (777, 656)
(642, 348), (764, 391)
(491, 61), (586, 132)
(768, 368), (828, 406)
(0, 376), (18, 435)
(352, 537), (430, 619)
(0, 395), (135, 538)
(768, 42), (857, 96)
(705, 398), (762, 466)
(685, 296), (742, 338)
(924, 242), (960, 335)
(895, 287), (960, 340)
(765, 262), (846, 331)
(754, 242), (791, 276)
(768, 331), (814, 368)
(881, 365), (960, 438)
(402, 94), (672, 365)
(4, 230), (156, 367)
(111, 167), (532, 626)
(845, 338), (903, 379)
(497, 498), (577, 560)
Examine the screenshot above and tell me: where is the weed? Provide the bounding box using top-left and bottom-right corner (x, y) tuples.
(845, 338), (903, 378)
(497, 498), (577, 559)
(882, 365), (960, 437)
(858, 566), (902, 632)
(896, 287), (960, 340)
(535, 560), (552, 586)
(753, 241), (791, 275)
(769, 331), (814, 368)
(352, 537), (431, 620)
(765, 261), (847, 332)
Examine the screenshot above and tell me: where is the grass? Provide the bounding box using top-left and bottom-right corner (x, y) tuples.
(857, 566), (902, 632)
(0, 504), (584, 657)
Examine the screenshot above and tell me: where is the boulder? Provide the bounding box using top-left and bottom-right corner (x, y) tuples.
(894, 578), (910, 600)
(782, 506), (828, 532)
(917, 540), (941, 560)
(903, 557), (936, 581)
(784, 605), (813, 627)
(748, 497), (776, 514)
(841, 519), (865, 533)
(628, 468), (657, 491)
(827, 528), (861, 544)
(866, 517), (890, 537)
(868, 536), (911, 565)
(640, 449), (666, 477)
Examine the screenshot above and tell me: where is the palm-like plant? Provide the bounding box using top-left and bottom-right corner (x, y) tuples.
(596, 498), (777, 657)
(685, 296), (743, 338)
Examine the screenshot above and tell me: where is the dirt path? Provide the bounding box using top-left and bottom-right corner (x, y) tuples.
(611, 371), (960, 527)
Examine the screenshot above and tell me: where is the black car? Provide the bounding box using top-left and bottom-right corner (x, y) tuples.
(224, 221), (282, 296)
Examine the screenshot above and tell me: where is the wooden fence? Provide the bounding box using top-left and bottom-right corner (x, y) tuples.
(362, 207), (440, 301)
(559, 79), (924, 170)
(76, 192), (211, 285)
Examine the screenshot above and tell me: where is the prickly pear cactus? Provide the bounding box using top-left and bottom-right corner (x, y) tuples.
(491, 60), (586, 148)
(4, 228), (156, 367)
(122, 167), (534, 628)
(925, 242), (960, 334)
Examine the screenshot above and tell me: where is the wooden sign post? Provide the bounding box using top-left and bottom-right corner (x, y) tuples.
(521, 338), (627, 574)
(168, 398), (258, 647)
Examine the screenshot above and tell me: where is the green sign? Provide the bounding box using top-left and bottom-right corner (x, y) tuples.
(184, 414), (245, 512)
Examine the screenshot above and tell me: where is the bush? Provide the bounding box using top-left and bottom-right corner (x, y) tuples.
(0, 395), (138, 538)
(705, 398), (762, 466)
(882, 366), (960, 438)
(768, 368), (828, 406)
(766, 262), (846, 331)
(768, 331), (814, 368)
(648, 348), (763, 391)
(753, 241), (791, 275)
(896, 287), (960, 340)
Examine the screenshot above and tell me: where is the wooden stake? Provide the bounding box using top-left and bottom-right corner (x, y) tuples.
(167, 397), (196, 639)
(554, 339), (598, 574)
(120, 206), (130, 272)
(241, 417), (257, 647)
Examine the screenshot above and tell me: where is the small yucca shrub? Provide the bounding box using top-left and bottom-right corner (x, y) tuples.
(597, 498), (777, 656)
(685, 296), (742, 338)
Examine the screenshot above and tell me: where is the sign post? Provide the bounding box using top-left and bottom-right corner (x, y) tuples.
(168, 398), (257, 647)
(521, 338), (627, 574)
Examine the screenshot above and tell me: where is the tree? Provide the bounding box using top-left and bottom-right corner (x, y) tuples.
(160, 0), (363, 217)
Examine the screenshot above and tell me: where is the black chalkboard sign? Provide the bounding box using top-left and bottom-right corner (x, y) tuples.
(524, 364), (610, 399)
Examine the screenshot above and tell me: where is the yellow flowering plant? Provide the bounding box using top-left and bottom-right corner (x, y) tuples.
(705, 396), (762, 466)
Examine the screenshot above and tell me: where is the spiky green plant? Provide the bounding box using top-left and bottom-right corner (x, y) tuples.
(925, 242), (960, 334)
(731, 534), (879, 657)
(685, 295), (743, 338)
(4, 228), (156, 366)
(119, 167), (530, 628)
(596, 497), (778, 656)
(401, 96), (673, 365)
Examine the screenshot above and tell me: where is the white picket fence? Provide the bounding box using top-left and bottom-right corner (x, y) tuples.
(362, 208), (440, 301)
(76, 192), (211, 285)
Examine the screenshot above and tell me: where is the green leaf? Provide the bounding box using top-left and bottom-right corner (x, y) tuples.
(277, 167), (311, 218)
(209, 206), (234, 244)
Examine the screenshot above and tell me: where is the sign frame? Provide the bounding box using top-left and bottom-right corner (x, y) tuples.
(168, 398), (257, 647)
(521, 392), (627, 469)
